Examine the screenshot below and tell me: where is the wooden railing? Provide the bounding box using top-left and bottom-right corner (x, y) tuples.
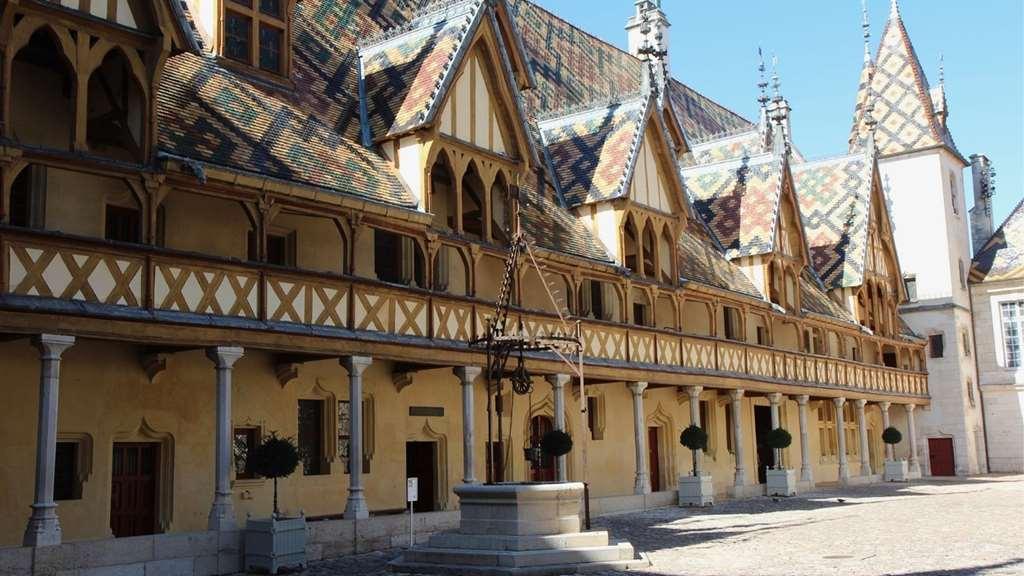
(0, 230), (928, 397)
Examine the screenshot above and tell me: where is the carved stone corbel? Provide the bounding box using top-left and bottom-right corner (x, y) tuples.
(275, 362), (300, 388)
(392, 370), (415, 393)
(141, 352), (168, 384)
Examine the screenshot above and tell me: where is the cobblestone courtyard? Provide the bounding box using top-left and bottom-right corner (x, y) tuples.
(304, 475), (1024, 576)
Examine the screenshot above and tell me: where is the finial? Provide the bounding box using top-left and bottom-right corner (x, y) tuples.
(771, 53), (781, 100)
(889, 0), (900, 19)
(938, 52), (945, 86)
(861, 0), (871, 63)
(757, 47), (769, 108)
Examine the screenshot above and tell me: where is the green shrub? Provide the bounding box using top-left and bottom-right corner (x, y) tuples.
(679, 425), (708, 451)
(882, 426), (903, 445)
(251, 433), (300, 517)
(764, 428), (793, 450)
(541, 429), (573, 457)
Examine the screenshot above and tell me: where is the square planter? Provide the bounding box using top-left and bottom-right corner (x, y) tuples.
(678, 474), (714, 507)
(884, 459), (910, 482)
(766, 468), (797, 497)
(244, 515), (307, 574)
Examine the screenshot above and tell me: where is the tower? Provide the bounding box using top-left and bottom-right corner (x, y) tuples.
(625, 1), (670, 104)
(969, 154), (996, 255)
(849, 0), (985, 475)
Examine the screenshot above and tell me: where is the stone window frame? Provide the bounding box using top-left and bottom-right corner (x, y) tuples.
(231, 422), (264, 486)
(816, 401), (838, 462)
(55, 432), (93, 501)
(991, 296), (1024, 369)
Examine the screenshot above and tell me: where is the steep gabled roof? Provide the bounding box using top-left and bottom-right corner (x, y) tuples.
(684, 129), (765, 168)
(971, 198), (1024, 283)
(519, 180), (613, 263)
(848, 0), (961, 160)
(677, 219), (761, 298)
(667, 79), (755, 143)
(800, 269), (856, 323)
(792, 153), (874, 289)
(682, 153), (784, 259)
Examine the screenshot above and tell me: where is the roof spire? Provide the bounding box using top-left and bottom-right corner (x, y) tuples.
(861, 0), (872, 63)
(770, 53), (781, 101)
(938, 52), (945, 87)
(768, 53), (791, 156)
(757, 47), (770, 108)
(889, 0), (901, 19)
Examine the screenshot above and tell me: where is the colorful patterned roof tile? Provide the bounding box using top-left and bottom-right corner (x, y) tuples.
(519, 181), (613, 263)
(682, 153), (783, 259)
(684, 129), (765, 167)
(800, 270), (855, 323)
(538, 96), (648, 207)
(849, 4), (960, 159)
(971, 198), (1024, 283)
(792, 153), (873, 289)
(667, 79), (755, 143)
(678, 220), (761, 298)
(359, 0), (483, 140)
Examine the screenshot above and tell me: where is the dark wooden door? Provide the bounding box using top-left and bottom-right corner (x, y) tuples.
(928, 438), (956, 476)
(754, 405), (773, 484)
(111, 443), (159, 538)
(529, 416), (555, 482)
(648, 427), (661, 492)
(405, 441), (437, 513)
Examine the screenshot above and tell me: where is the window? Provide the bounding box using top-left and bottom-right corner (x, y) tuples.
(756, 326), (768, 346)
(950, 171), (959, 215)
(698, 401), (711, 454)
(490, 175), (512, 246)
(298, 399), (326, 476)
(961, 330), (972, 358)
(9, 166), (46, 228)
(233, 427), (260, 480)
(461, 164), (485, 240)
(1001, 301), (1023, 368)
(633, 302), (648, 327)
(581, 279), (618, 322)
(723, 306), (742, 341)
(338, 400), (370, 474)
(904, 275), (917, 302)
(374, 229), (424, 287)
(843, 403), (858, 456)
(929, 334), (945, 359)
(222, 0), (287, 76)
(959, 259), (966, 290)
(586, 395), (605, 441)
(965, 379), (976, 408)
(54, 441), (81, 500)
(105, 205), (141, 243)
(267, 231), (296, 267)
(817, 403), (837, 457)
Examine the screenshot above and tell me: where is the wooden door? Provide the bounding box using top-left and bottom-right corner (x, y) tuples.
(111, 443), (159, 538)
(648, 427), (661, 492)
(529, 416), (555, 482)
(928, 438), (955, 476)
(405, 441), (437, 513)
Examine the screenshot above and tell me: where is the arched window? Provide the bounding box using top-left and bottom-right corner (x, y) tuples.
(11, 28), (75, 150)
(490, 172), (512, 246)
(784, 269), (798, 312)
(461, 163), (485, 240)
(580, 279), (621, 322)
(432, 245), (469, 296)
(8, 166), (46, 229)
(430, 152), (456, 231)
(642, 222), (656, 279)
(658, 227), (674, 283)
(87, 49), (145, 161)
(623, 217), (639, 273)
(767, 261), (782, 305)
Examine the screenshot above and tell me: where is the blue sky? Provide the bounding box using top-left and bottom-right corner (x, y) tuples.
(531, 0), (1023, 229)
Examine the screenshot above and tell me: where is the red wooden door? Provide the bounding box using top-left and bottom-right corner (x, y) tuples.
(928, 438), (955, 476)
(111, 443), (159, 538)
(648, 427), (661, 492)
(529, 416), (555, 482)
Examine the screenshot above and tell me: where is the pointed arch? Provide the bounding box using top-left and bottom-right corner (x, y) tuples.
(641, 219), (657, 279)
(86, 46), (149, 161)
(430, 149), (457, 231)
(10, 26), (76, 149)
(489, 170), (513, 246)
(646, 402), (677, 491)
(407, 419), (450, 510)
(623, 213), (640, 273)
(461, 160), (486, 239)
(658, 224), (674, 283)
(113, 418), (175, 532)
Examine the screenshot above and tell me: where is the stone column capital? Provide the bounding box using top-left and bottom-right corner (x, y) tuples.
(906, 403), (916, 413)
(767, 392), (784, 405)
(206, 346), (243, 369)
(854, 398), (868, 410)
(728, 389), (745, 402)
(627, 381), (648, 396)
(341, 355), (373, 376)
(454, 365), (482, 384)
(879, 401), (892, 412)
(687, 385), (703, 399)
(33, 334), (75, 360)
(833, 396), (847, 408)
(546, 374), (571, 389)
(796, 394), (810, 406)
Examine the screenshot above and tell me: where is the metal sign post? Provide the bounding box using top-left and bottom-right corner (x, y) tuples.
(406, 477), (418, 549)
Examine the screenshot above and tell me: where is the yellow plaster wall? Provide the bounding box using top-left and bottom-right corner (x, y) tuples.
(162, 191), (250, 260)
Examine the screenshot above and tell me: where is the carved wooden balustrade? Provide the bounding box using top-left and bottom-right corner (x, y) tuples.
(0, 229), (929, 397)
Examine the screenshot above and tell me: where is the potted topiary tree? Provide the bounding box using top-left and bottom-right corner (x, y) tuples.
(764, 428), (797, 497)
(244, 433), (306, 574)
(677, 425), (713, 506)
(882, 426), (909, 482)
(540, 429), (573, 482)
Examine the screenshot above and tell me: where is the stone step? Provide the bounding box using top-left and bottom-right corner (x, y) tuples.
(397, 542), (635, 570)
(389, 554), (646, 576)
(427, 530), (610, 551)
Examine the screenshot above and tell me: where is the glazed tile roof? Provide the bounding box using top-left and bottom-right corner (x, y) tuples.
(684, 129), (765, 167)
(678, 220), (761, 298)
(359, 0), (481, 140)
(792, 153), (874, 289)
(667, 79), (755, 143)
(538, 96), (648, 207)
(971, 198), (1024, 283)
(682, 153), (784, 260)
(800, 270), (855, 323)
(519, 181), (612, 263)
(849, 3), (960, 159)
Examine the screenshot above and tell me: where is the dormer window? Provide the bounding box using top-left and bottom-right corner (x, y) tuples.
(223, 0), (289, 76)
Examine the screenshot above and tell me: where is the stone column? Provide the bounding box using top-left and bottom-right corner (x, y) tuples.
(547, 374), (571, 482)
(628, 382), (650, 494)
(855, 399), (872, 476)
(767, 393), (783, 469)
(834, 397), (849, 484)
(206, 346), (244, 531)
(687, 386), (704, 475)
(906, 404), (920, 475)
(342, 356), (373, 519)
(880, 401), (893, 461)
(796, 395), (813, 483)
(455, 366), (482, 484)
(730, 389), (747, 489)
(23, 334), (75, 547)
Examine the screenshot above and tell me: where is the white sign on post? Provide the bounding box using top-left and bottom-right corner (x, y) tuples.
(407, 477), (418, 549)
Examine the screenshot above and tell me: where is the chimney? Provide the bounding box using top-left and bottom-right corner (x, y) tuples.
(969, 154), (996, 255)
(626, 1), (670, 104)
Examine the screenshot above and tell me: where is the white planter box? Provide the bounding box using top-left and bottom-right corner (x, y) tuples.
(245, 515), (307, 574)
(677, 475), (714, 507)
(766, 468), (797, 497)
(884, 460), (910, 482)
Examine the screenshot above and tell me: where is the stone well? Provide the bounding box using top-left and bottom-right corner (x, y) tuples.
(389, 482), (643, 575)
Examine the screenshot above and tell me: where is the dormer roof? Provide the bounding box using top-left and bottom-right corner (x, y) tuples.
(971, 198), (1024, 283)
